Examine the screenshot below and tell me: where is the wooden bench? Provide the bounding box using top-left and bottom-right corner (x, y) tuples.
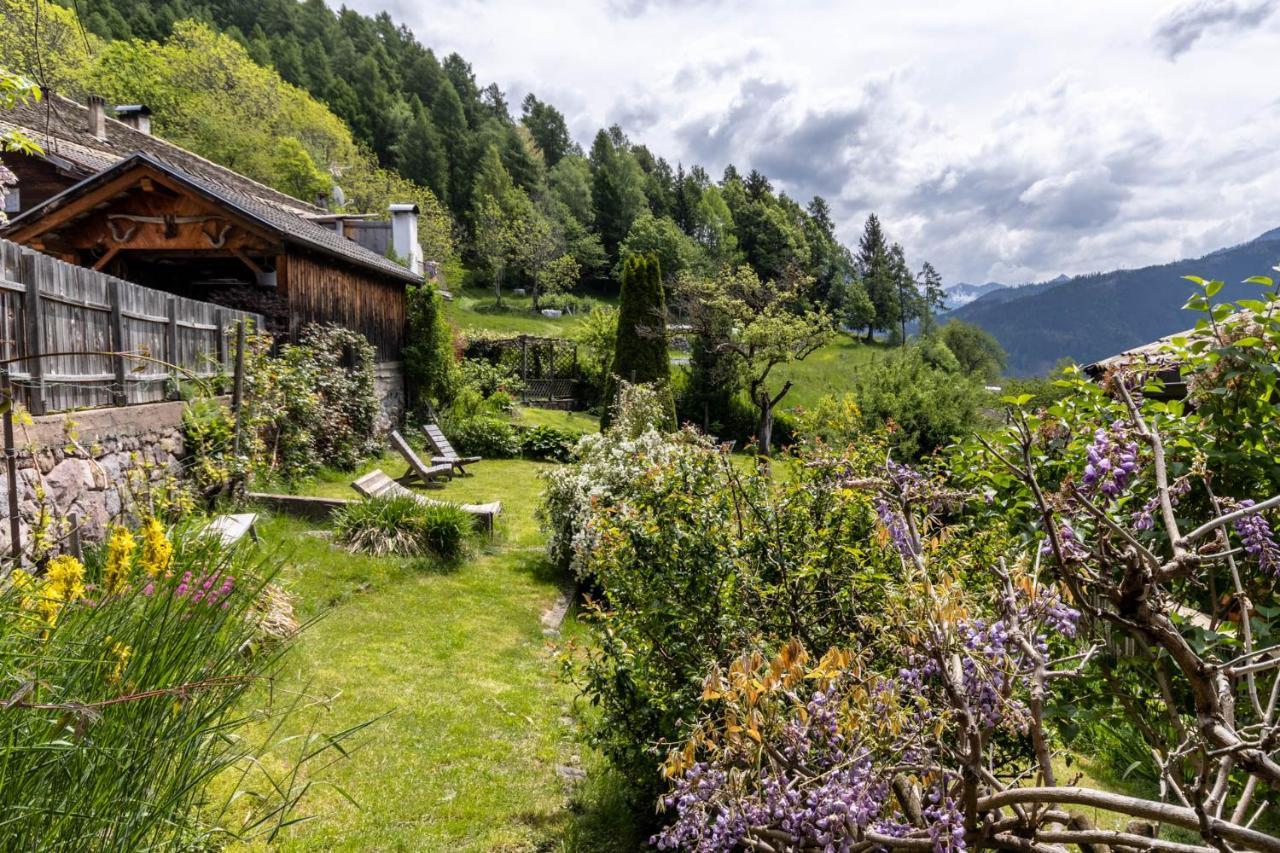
(203, 512), (260, 547)
(352, 469), (502, 534)
(390, 429), (453, 485)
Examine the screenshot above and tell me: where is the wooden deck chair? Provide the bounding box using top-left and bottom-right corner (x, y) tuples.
(422, 423), (483, 475)
(390, 429), (453, 485)
(352, 469), (502, 534)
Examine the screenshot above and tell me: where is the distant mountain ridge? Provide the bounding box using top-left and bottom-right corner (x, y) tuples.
(943, 281), (1007, 309)
(946, 229), (1280, 376)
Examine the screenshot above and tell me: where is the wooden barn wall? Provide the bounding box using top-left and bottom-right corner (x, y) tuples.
(0, 153), (81, 217)
(280, 252), (406, 359)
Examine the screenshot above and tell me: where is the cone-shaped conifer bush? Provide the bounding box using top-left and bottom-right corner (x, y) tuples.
(601, 254), (676, 430)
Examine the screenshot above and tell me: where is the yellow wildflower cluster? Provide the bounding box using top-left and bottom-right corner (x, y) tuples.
(139, 516), (173, 578)
(9, 555), (86, 628)
(103, 526), (137, 595)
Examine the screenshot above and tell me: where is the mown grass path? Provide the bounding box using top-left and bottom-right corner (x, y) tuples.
(237, 458), (635, 851)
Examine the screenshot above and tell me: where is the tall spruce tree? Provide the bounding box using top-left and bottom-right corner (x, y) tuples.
(601, 254), (675, 430)
(857, 213), (896, 341)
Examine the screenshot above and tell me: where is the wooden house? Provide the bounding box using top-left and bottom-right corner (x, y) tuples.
(0, 94), (422, 364)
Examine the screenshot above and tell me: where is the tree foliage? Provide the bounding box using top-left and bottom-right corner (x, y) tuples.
(601, 255), (675, 430)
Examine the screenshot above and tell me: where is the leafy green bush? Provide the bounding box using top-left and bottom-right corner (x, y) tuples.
(518, 424), (580, 462)
(458, 357), (525, 399)
(404, 281), (460, 409)
(333, 495), (473, 560)
(211, 321), (382, 485)
(851, 344), (986, 460)
(939, 319), (1007, 380)
(0, 520), (329, 848)
(440, 416), (521, 458)
(538, 292), (595, 314)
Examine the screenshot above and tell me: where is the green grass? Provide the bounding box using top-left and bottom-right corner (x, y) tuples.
(445, 285), (613, 337)
(512, 406), (600, 434)
(234, 457), (640, 851)
(769, 332), (888, 414)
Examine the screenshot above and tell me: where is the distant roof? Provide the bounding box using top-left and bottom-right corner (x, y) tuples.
(0, 93), (418, 284)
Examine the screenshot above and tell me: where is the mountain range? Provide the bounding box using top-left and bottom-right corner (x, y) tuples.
(943, 230), (1280, 376)
(942, 275), (1071, 309)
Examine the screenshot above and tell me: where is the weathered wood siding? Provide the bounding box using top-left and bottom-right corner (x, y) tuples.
(280, 252), (405, 359)
(0, 238), (261, 413)
(0, 153), (81, 217)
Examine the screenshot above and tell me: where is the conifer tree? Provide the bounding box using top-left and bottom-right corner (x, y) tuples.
(601, 254), (675, 430)
(857, 213), (896, 341)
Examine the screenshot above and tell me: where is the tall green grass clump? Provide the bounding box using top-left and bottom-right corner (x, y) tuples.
(0, 518), (314, 849)
(333, 495), (474, 561)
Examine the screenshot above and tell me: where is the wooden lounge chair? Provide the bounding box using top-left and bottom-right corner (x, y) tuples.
(351, 469), (502, 534)
(390, 429), (453, 486)
(422, 423), (482, 475)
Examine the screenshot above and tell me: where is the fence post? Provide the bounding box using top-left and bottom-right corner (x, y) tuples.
(231, 321), (246, 456)
(19, 252), (45, 416)
(2, 369), (20, 561)
(165, 296), (178, 399)
(520, 335), (529, 404)
(107, 279), (128, 406)
(215, 308), (227, 367)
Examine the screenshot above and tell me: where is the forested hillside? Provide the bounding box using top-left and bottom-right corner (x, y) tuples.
(0, 0), (947, 337)
(949, 228), (1280, 374)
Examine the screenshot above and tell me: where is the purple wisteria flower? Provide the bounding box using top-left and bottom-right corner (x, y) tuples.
(876, 499), (918, 559)
(1233, 500), (1280, 576)
(1081, 420), (1139, 500)
(1040, 522), (1089, 562)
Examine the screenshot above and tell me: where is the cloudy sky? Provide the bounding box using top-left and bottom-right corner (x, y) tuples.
(353, 0), (1280, 284)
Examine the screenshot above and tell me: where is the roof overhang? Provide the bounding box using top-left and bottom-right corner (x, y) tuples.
(4, 152), (420, 284)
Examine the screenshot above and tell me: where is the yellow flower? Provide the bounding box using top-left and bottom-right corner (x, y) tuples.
(46, 555), (86, 604)
(103, 526), (137, 595)
(10, 556), (86, 628)
(139, 516), (173, 578)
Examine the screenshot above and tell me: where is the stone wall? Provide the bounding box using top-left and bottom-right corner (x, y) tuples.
(374, 360), (406, 430)
(1, 400), (188, 555)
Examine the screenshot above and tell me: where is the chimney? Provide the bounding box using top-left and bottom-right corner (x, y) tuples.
(115, 104), (152, 135)
(87, 95), (107, 140)
(389, 203), (424, 276)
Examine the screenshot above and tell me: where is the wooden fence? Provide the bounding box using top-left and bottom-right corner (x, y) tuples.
(0, 239), (262, 414)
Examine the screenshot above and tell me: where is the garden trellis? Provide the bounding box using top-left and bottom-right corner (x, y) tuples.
(0, 238), (261, 413)
(464, 333), (581, 407)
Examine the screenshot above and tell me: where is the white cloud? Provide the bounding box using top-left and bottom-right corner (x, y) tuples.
(345, 0), (1280, 283)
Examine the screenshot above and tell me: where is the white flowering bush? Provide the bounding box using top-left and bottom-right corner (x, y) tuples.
(540, 382), (712, 577)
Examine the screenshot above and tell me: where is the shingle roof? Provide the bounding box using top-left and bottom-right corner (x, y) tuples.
(0, 94), (419, 284)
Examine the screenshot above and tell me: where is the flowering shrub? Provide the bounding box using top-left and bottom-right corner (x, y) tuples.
(0, 519), (328, 848)
(190, 321), (382, 488)
(570, 276), (1280, 851)
(539, 384), (711, 577)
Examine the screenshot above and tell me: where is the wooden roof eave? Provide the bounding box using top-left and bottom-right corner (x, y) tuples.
(6, 161), (284, 252)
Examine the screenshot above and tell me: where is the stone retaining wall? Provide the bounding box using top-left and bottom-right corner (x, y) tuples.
(1, 400), (188, 555)
(374, 360), (406, 429)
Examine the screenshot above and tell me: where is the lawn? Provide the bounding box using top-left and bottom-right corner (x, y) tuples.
(770, 332), (888, 414)
(233, 453), (639, 851)
(445, 285), (614, 337)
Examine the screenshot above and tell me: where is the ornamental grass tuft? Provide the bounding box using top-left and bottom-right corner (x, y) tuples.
(333, 495), (475, 562)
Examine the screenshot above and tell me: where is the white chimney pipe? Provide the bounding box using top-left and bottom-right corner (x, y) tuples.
(389, 203), (424, 276)
(115, 104), (152, 135)
(87, 95), (106, 140)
